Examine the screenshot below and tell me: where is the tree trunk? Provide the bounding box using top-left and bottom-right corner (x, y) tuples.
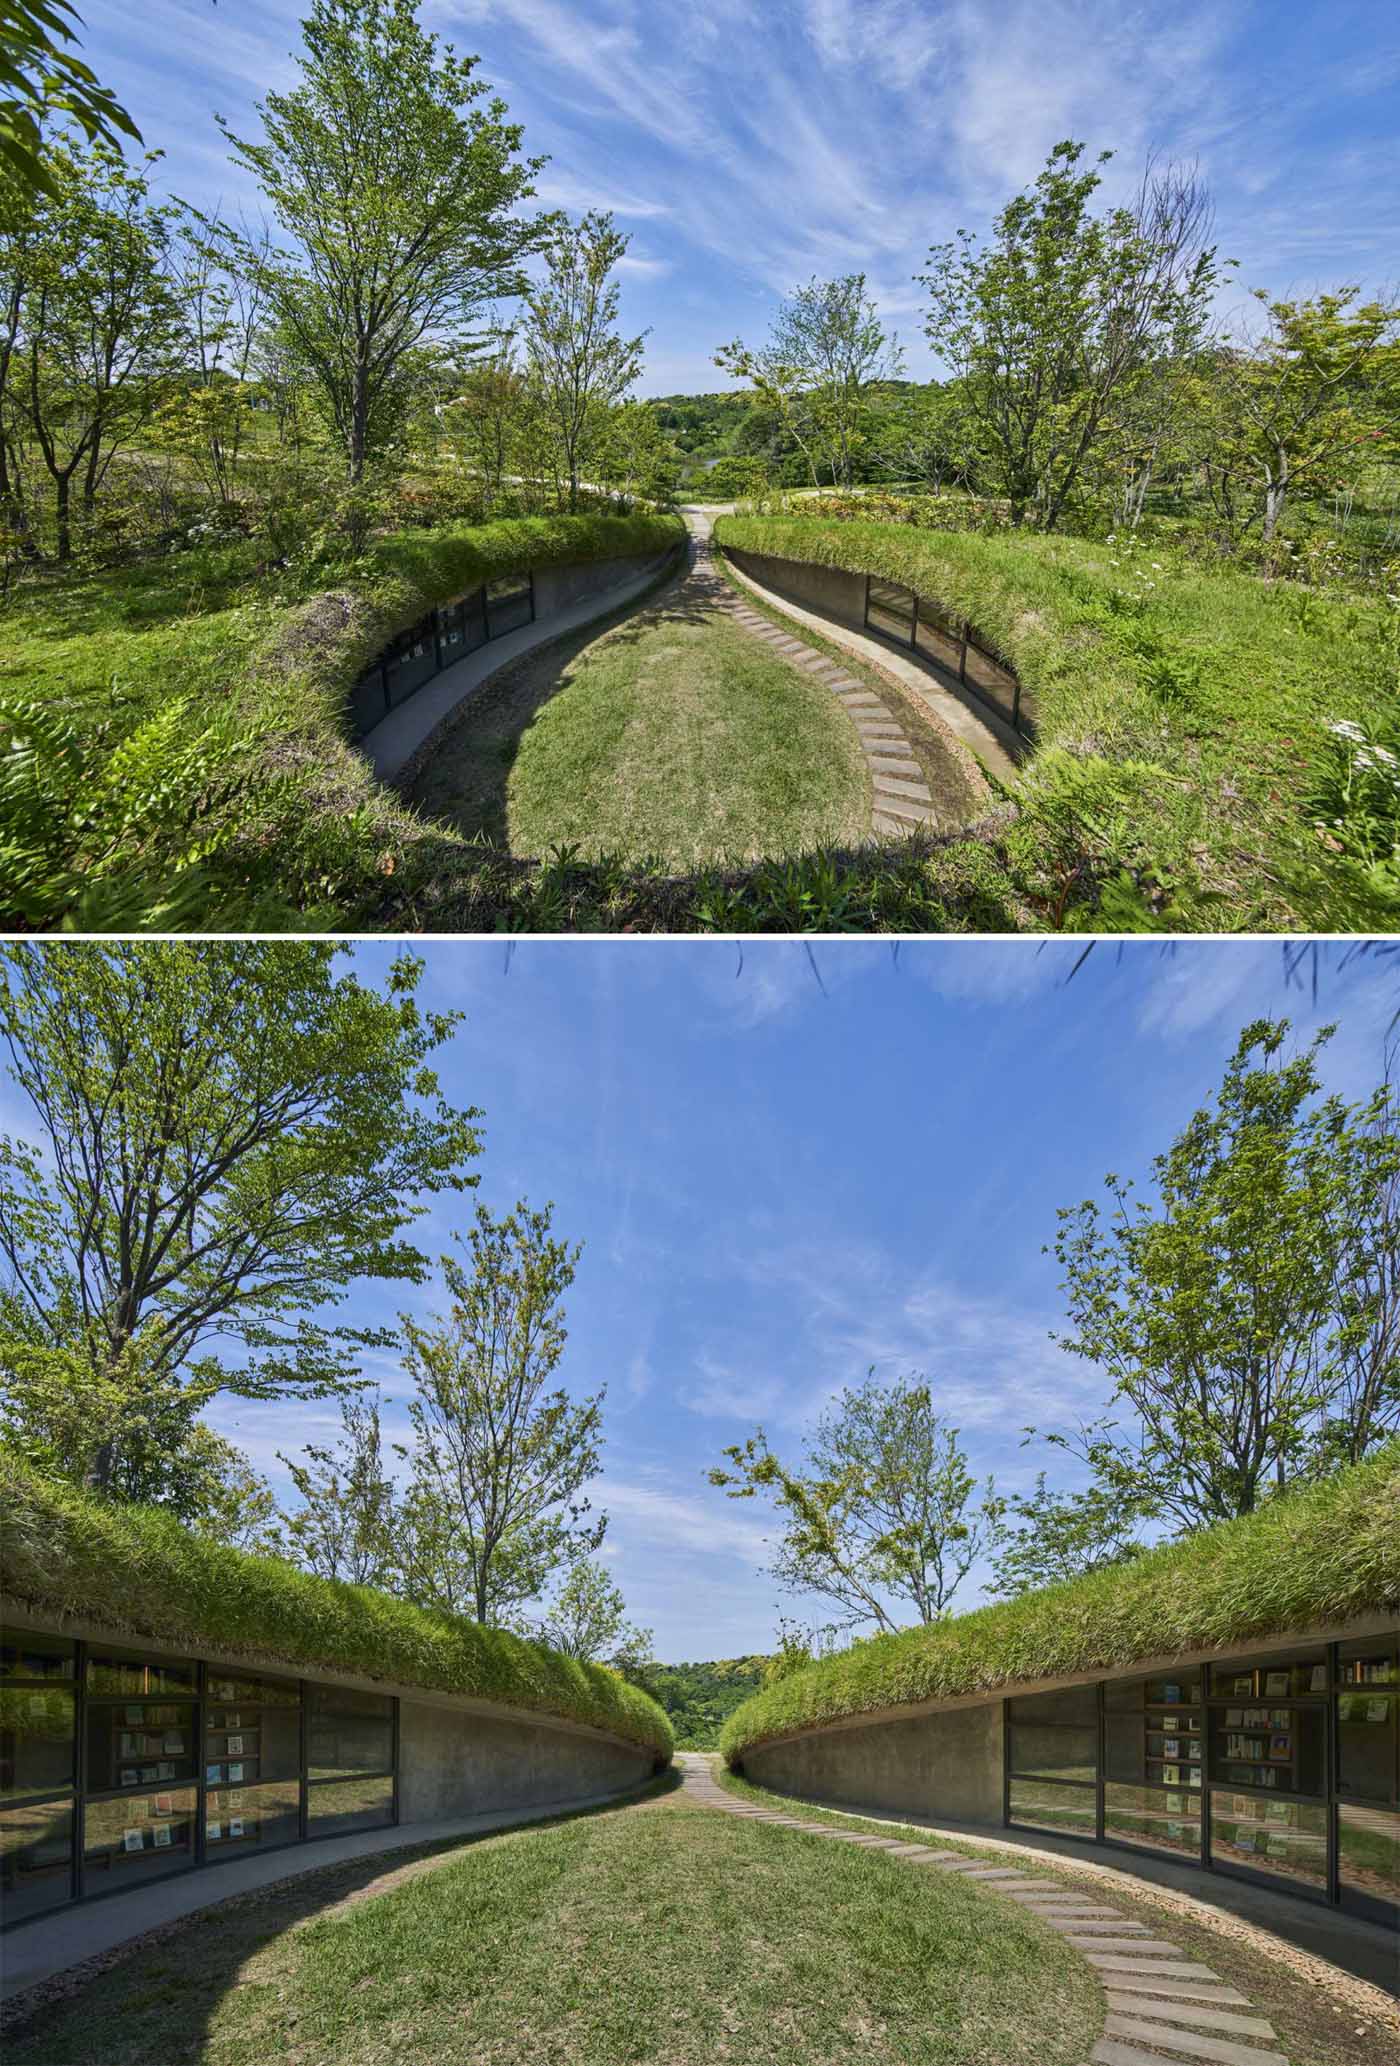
(54, 472), (72, 562)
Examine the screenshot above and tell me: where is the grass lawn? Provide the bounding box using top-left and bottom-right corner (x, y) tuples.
(5, 1781), (1102, 2066)
(402, 573), (873, 868)
(717, 1771), (1400, 2066)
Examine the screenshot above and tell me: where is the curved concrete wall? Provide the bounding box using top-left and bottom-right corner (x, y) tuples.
(724, 547), (867, 631)
(533, 549), (675, 615)
(738, 1700), (1004, 1827)
(399, 1698), (656, 1820)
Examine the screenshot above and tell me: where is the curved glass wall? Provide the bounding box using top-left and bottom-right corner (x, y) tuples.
(0, 1628), (401, 1932)
(1004, 1628), (1398, 1925)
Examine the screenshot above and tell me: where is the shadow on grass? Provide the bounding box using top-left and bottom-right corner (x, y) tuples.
(2, 1769), (682, 2063)
(396, 542), (761, 853)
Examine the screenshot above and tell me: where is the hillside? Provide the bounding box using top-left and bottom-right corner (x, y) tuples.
(651, 1656), (769, 1748)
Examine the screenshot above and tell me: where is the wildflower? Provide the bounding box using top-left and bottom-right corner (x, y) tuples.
(1328, 719), (1366, 742)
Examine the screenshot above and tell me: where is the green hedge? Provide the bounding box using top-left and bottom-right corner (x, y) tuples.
(720, 1446), (1400, 1765)
(0, 1459), (674, 1761)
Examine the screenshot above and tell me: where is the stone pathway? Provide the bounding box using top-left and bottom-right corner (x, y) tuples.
(677, 1757), (1291, 2066)
(684, 519), (942, 837)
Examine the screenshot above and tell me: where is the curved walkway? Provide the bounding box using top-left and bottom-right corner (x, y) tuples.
(677, 1755), (1292, 2066)
(683, 513), (946, 836)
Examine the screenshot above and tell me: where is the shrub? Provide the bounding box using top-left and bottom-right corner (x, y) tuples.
(0, 1456), (674, 1759)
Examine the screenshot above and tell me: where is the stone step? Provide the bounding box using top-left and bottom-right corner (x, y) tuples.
(1095, 2045), (1184, 2066)
(1102, 2015), (1287, 2066)
(1045, 1919), (1152, 1936)
(1084, 1958), (1223, 1983)
(958, 1867), (1027, 1881)
(1103, 1997), (1276, 2041)
(873, 774), (934, 805)
(873, 794), (937, 827)
(1015, 1906), (1129, 1920)
(872, 812), (915, 838)
(1080, 1938), (1193, 1957)
(1100, 1977), (1252, 2008)
(867, 747), (918, 767)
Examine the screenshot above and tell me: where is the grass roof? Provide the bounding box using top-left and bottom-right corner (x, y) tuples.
(720, 1445), (1400, 1765)
(0, 1458), (674, 1761)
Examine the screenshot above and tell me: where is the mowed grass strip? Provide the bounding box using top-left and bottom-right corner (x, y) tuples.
(404, 588), (872, 867)
(6, 1787), (1102, 2066)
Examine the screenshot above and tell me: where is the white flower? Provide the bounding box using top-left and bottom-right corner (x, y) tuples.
(1151, 562), (1163, 570)
(1372, 745), (1397, 765)
(1328, 719), (1366, 742)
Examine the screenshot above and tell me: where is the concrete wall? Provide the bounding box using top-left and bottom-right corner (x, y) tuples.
(533, 549), (675, 617)
(399, 1700), (655, 1821)
(739, 1698), (1004, 1827)
(724, 547), (867, 631)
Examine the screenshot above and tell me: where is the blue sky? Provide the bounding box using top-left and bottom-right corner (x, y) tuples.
(144, 940), (1399, 1662)
(80, 0), (1400, 392)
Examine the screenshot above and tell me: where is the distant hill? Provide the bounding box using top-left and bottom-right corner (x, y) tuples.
(651, 1656), (768, 1749)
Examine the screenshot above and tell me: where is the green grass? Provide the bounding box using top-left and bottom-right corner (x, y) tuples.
(720, 1445), (1400, 1765)
(3, 1781), (1103, 2066)
(716, 1770), (1400, 2066)
(404, 568), (871, 866)
(713, 514), (1399, 931)
(0, 1458), (673, 1759)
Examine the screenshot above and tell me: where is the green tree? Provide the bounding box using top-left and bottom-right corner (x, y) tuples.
(0, 943), (481, 1506)
(710, 1375), (996, 1635)
(717, 273), (902, 489)
(1045, 1019), (1400, 1530)
(918, 142), (1220, 528)
(400, 1200), (606, 1625)
(535, 1556), (652, 1667)
(988, 1471), (1146, 1597)
(221, 0), (544, 479)
(277, 1392), (400, 1585)
(0, 0), (140, 199)
(0, 145), (186, 559)
(1205, 291), (1400, 542)
(523, 210), (646, 511)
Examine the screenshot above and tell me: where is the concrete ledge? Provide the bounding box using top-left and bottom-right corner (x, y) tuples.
(360, 547), (679, 781)
(1, 1779), (651, 2001)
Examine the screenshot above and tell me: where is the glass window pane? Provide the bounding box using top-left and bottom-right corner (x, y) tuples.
(207, 1778), (301, 1857)
(86, 1650), (196, 1697)
(1104, 1783), (1202, 1862)
(1, 1684), (74, 1800)
(913, 609), (963, 674)
(206, 1700), (301, 1787)
(84, 1785), (197, 1887)
(206, 1672), (300, 1709)
(1007, 1778), (1096, 1838)
(307, 1774), (393, 1838)
(2, 1794), (72, 1920)
(962, 643), (1017, 723)
(1337, 1689), (1396, 1802)
(1, 1633), (75, 1682)
(385, 617), (439, 706)
(1009, 1724), (1097, 1781)
(1338, 1802), (1399, 1924)
(1338, 1638), (1398, 1688)
(1210, 1701), (1325, 1795)
(1010, 1686), (1097, 1727)
(485, 578), (532, 638)
(1209, 1789), (1327, 1893)
(349, 667), (387, 738)
(87, 1700), (198, 1792)
(1210, 1655), (1327, 1700)
(307, 1686), (393, 1779)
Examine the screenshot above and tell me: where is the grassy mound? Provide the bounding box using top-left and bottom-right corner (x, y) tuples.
(720, 1445), (1400, 1765)
(713, 514), (1399, 932)
(0, 1458), (674, 1760)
